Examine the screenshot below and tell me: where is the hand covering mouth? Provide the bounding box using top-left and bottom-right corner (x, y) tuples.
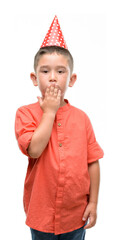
(42, 84), (61, 96)
(46, 84), (61, 91)
(48, 83), (61, 89)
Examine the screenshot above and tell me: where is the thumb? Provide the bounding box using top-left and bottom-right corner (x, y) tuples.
(82, 207), (90, 221)
(37, 96), (43, 105)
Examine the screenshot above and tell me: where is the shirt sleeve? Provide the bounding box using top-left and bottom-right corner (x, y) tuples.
(15, 107), (37, 157)
(85, 113), (104, 163)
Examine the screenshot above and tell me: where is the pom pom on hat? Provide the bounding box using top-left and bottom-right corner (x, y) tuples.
(40, 15), (68, 49)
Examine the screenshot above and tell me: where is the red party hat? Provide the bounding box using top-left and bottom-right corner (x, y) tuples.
(40, 15), (68, 49)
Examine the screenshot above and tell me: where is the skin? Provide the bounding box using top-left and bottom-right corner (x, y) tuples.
(30, 52), (100, 229)
(83, 160), (100, 229)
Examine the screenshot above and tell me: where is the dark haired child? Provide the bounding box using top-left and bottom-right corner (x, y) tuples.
(15, 16), (104, 240)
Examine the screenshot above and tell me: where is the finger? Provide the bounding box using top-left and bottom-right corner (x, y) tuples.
(82, 209), (90, 222)
(54, 87), (58, 93)
(50, 86), (55, 95)
(37, 96), (41, 101)
(37, 96), (43, 105)
(53, 87), (58, 97)
(57, 89), (61, 99)
(84, 216), (96, 229)
(45, 87), (50, 96)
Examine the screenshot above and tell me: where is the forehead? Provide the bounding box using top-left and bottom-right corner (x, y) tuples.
(38, 52), (69, 67)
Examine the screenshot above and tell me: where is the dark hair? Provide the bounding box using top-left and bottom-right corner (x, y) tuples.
(34, 46), (73, 75)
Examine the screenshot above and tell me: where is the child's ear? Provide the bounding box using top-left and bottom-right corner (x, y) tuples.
(69, 73), (77, 87)
(30, 72), (38, 86)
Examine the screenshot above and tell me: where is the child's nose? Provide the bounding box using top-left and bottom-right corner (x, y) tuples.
(49, 71), (57, 82)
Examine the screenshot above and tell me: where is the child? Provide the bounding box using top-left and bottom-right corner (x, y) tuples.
(15, 16), (104, 240)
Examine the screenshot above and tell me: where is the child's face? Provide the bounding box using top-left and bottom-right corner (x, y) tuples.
(30, 52), (77, 101)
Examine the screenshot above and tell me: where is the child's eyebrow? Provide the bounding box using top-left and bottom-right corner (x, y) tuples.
(40, 65), (67, 69)
(39, 66), (49, 70)
(56, 66), (67, 69)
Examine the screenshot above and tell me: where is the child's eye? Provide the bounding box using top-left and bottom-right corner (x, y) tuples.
(58, 71), (64, 74)
(42, 70), (48, 73)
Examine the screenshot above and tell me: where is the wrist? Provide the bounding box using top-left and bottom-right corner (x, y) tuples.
(43, 111), (56, 118)
(89, 200), (98, 206)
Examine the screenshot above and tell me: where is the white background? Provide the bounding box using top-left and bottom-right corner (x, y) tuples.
(0, 0), (118, 239)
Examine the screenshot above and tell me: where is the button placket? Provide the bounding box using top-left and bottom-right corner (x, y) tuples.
(54, 113), (66, 234)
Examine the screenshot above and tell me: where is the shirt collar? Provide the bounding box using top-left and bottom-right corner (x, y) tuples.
(56, 99), (71, 113)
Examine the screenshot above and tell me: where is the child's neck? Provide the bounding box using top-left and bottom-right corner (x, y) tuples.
(60, 99), (67, 107)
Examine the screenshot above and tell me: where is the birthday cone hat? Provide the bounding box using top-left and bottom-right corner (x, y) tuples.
(40, 15), (68, 49)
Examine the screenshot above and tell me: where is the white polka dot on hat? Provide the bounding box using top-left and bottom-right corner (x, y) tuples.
(40, 15), (68, 49)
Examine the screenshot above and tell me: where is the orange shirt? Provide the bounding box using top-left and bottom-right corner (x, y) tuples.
(15, 98), (104, 235)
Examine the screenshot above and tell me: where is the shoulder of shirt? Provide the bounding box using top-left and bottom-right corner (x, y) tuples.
(16, 101), (40, 114)
(70, 104), (89, 119)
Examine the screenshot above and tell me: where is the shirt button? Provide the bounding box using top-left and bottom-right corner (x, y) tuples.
(59, 143), (62, 147)
(58, 123), (61, 126)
